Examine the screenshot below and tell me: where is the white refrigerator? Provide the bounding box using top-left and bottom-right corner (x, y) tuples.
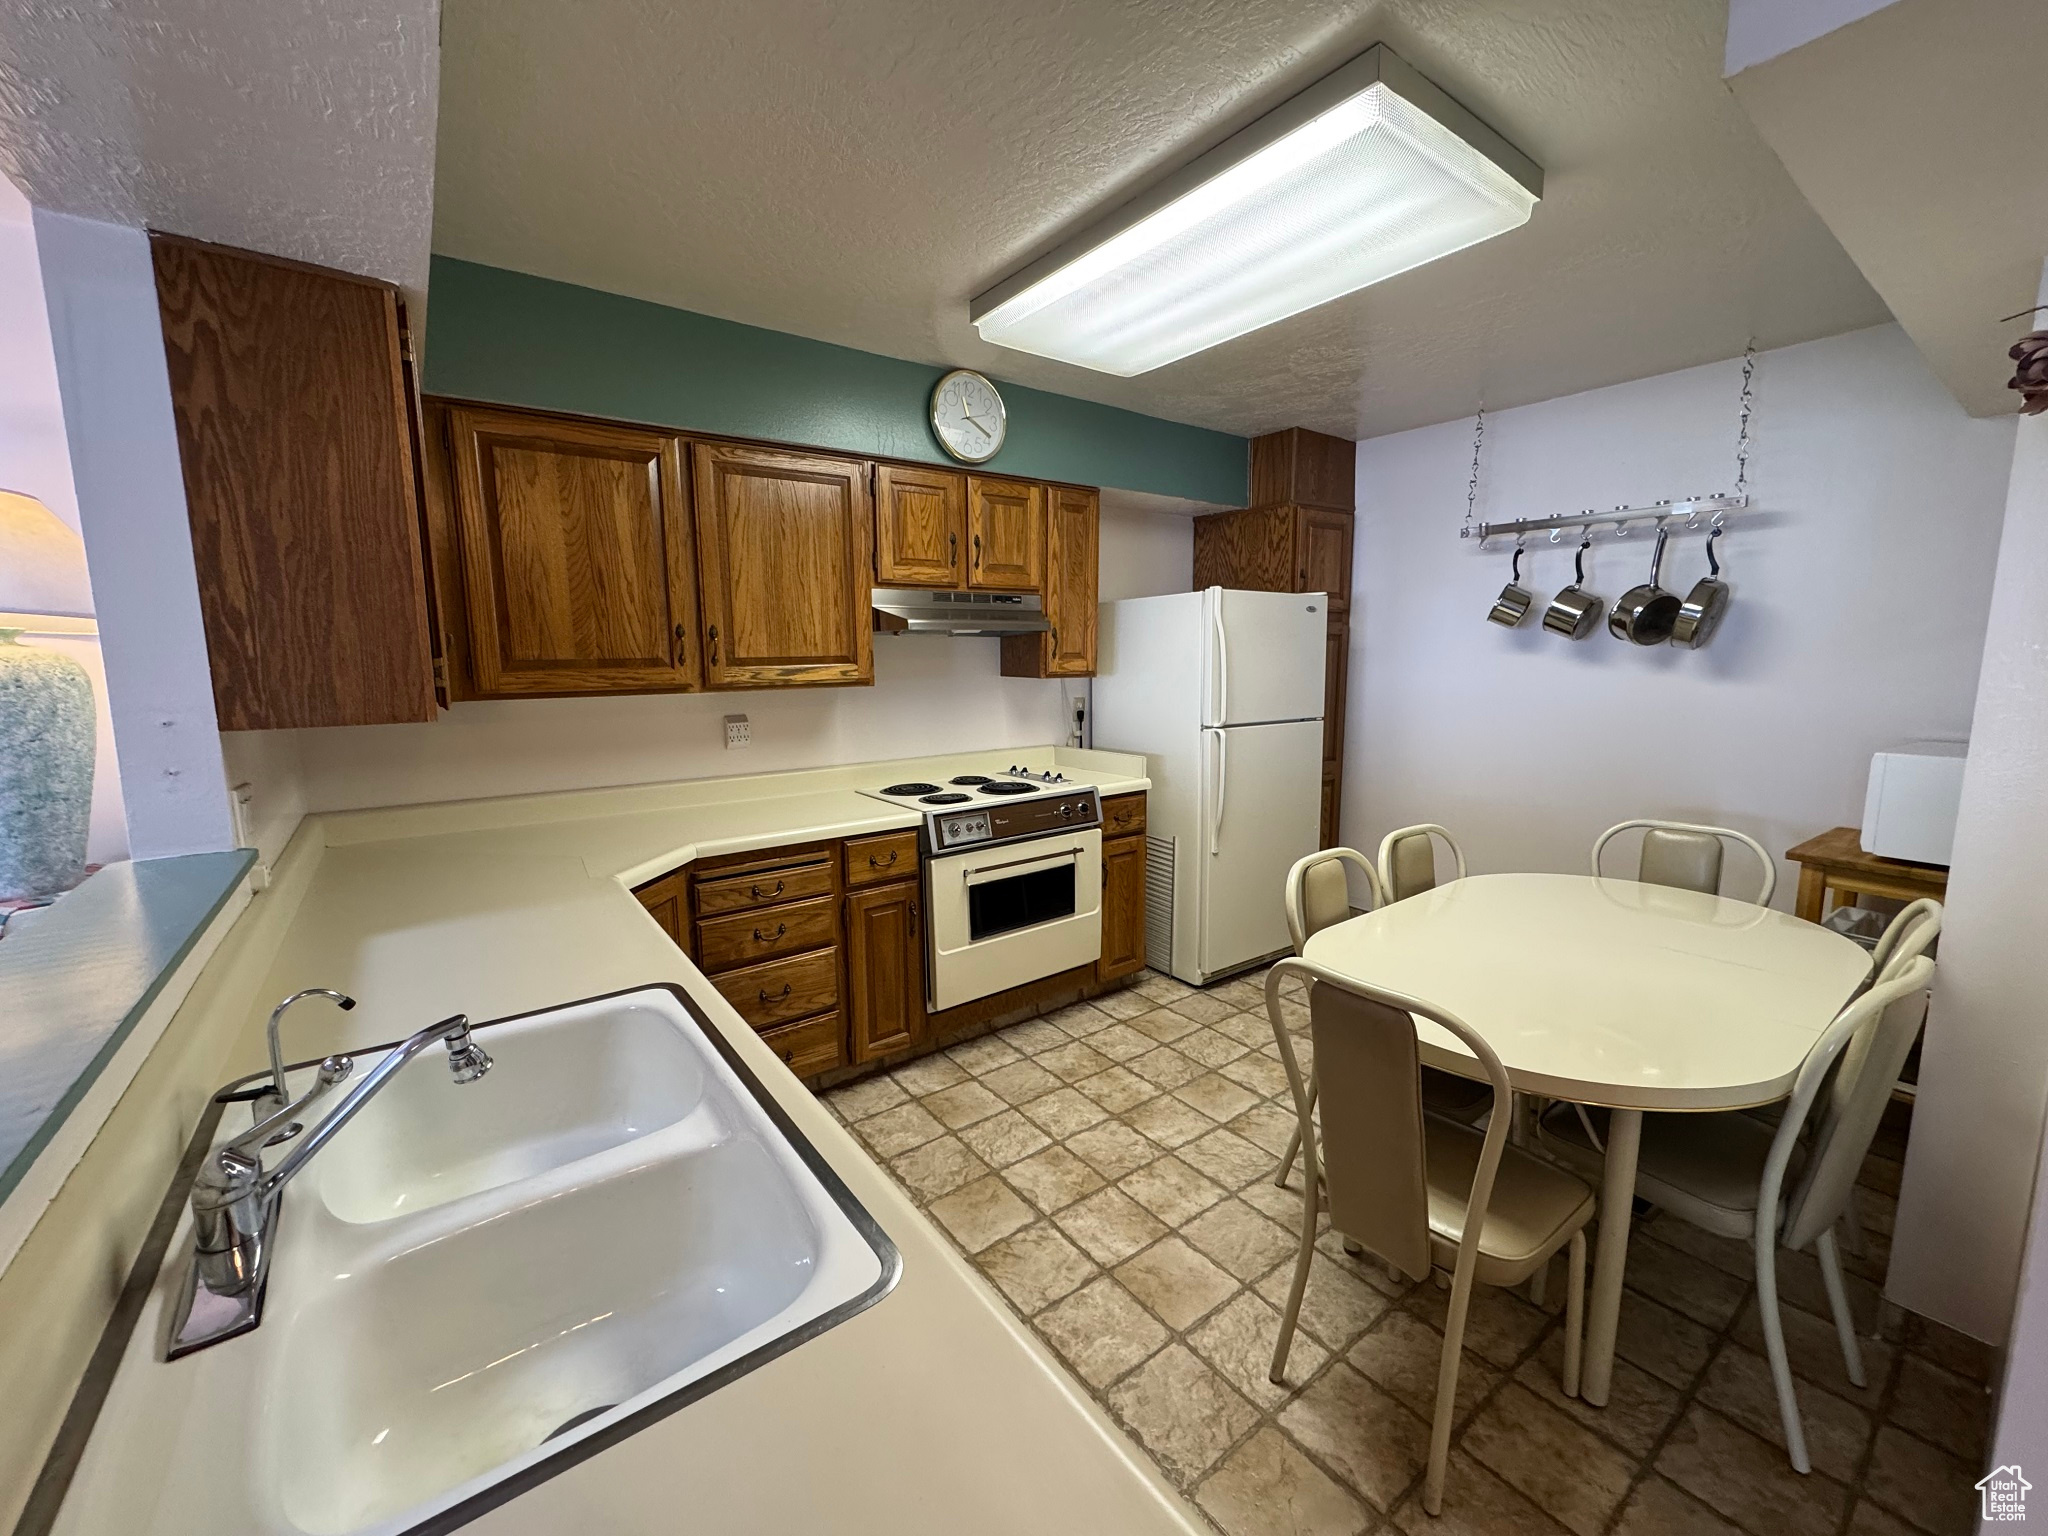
(1093, 588), (1328, 985)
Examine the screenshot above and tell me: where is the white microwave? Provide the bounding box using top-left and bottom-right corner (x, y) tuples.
(1861, 741), (1966, 867)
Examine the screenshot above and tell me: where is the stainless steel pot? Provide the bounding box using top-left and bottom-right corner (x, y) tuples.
(1607, 526), (1682, 645)
(1670, 525), (1731, 648)
(1487, 544), (1533, 627)
(1542, 537), (1604, 639)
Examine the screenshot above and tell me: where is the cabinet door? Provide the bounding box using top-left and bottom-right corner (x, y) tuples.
(845, 881), (926, 1062)
(1192, 504), (1296, 593)
(874, 464), (965, 587)
(447, 407), (699, 695)
(1296, 507), (1353, 612)
(1321, 764), (1342, 852)
(692, 442), (875, 687)
(1000, 484), (1097, 678)
(1323, 619), (1348, 773)
(1098, 834), (1148, 982)
(634, 869), (690, 954)
(153, 235), (438, 729)
(966, 477), (1045, 591)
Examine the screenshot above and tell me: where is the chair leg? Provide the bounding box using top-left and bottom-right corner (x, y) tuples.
(1275, 1073), (1319, 1187)
(1269, 1139), (1321, 1384)
(1527, 1260), (1547, 1309)
(1755, 1231), (1813, 1474)
(1815, 1228), (1868, 1389)
(1562, 1230), (1586, 1400)
(1424, 1260), (1479, 1515)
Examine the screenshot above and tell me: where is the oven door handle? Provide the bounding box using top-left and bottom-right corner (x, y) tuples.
(960, 846), (1084, 887)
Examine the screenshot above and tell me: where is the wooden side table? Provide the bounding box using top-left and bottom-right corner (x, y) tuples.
(1784, 826), (1949, 922)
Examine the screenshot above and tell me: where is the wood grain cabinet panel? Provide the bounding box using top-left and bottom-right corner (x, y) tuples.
(712, 949), (842, 1031)
(446, 407), (700, 695)
(966, 477), (1045, 591)
(633, 868), (690, 954)
(1297, 508), (1353, 613)
(845, 881), (926, 1062)
(844, 831), (919, 888)
(1250, 427), (1355, 511)
(692, 442), (875, 687)
(1100, 793), (1147, 839)
(1098, 834), (1148, 982)
(152, 235), (437, 729)
(759, 1011), (847, 1077)
(695, 894), (839, 970)
(1002, 485), (1097, 678)
(1192, 504), (1297, 593)
(693, 858), (836, 916)
(874, 463), (966, 587)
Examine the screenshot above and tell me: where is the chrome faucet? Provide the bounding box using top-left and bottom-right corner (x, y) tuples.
(253, 987), (356, 1141)
(168, 1013), (494, 1358)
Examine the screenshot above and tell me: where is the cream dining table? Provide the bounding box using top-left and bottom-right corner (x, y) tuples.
(1299, 871), (1871, 1406)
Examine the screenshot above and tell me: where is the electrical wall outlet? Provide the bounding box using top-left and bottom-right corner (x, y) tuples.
(724, 714), (751, 749)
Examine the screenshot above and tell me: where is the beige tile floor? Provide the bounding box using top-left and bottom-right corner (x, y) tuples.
(826, 967), (1997, 1536)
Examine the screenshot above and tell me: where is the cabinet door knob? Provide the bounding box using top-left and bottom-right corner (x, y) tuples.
(870, 849), (897, 868)
(751, 879), (785, 899)
(909, 901), (918, 919)
(949, 531), (958, 565)
(973, 532), (982, 569)
(707, 624), (721, 665)
(752, 922), (787, 943)
(759, 983), (792, 1004)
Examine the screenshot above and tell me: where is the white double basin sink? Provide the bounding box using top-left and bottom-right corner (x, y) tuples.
(58, 988), (897, 1536)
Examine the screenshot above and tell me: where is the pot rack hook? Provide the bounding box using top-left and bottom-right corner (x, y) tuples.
(1705, 524), (1723, 578)
(1510, 540), (1525, 583)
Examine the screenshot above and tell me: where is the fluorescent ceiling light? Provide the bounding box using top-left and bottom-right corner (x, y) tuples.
(971, 45), (1541, 377)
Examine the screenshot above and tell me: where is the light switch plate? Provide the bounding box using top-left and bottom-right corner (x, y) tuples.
(724, 714), (751, 749)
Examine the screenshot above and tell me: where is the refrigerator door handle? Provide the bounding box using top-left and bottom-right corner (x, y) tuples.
(1212, 596), (1229, 727)
(1209, 728), (1227, 854)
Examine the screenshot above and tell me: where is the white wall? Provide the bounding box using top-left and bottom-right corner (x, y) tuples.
(1898, 261), (2048, 1364)
(1, 180), (126, 865)
(1343, 324), (2013, 901)
(1099, 499), (1195, 602)
(1724, 0), (1903, 74)
(35, 210), (236, 860)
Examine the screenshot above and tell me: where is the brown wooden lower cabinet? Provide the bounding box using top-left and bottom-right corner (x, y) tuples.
(760, 1011), (846, 1077)
(633, 868), (690, 954)
(844, 880), (926, 1062)
(1098, 833), (1148, 982)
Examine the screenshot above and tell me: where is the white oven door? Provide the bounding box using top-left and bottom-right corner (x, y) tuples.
(927, 829), (1103, 1012)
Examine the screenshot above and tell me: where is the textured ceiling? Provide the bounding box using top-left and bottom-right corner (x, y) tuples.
(0, 0), (439, 295)
(432, 0), (1890, 440)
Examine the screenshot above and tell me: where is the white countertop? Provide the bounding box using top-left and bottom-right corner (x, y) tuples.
(53, 747), (1195, 1536)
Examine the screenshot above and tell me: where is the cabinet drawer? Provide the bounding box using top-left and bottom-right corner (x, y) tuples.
(844, 830), (919, 888)
(695, 895), (838, 971)
(759, 1011), (846, 1078)
(1101, 793), (1147, 838)
(694, 858), (835, 917)
(711, 948), (841, 1030)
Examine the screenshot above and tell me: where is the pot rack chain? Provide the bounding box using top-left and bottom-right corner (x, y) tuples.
(1461, 344), (1758, 545)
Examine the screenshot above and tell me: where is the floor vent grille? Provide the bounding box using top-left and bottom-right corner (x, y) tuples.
(1144, 834), (1175, 977)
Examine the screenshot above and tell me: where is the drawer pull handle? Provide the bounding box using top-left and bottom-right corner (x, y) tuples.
(750, 879), (785, 899)
(869, 850), (898, 869)
(708, 624), (721, 666)
(753, 922), (787, 943)
(760, 983), (792, 1004)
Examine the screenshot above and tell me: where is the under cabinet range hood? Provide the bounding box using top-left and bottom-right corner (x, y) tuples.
(871, 588), (1051, 636)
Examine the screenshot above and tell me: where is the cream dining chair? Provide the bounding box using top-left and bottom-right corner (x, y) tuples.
(1377, 823), (1467, 903)
(1870, 897), (1942, 984)
(1538, 956), (1935, 1473)
(1591, 818), (1778, 906)
(1271, 849), (1489, 1189)
(1264, 959), (1595, 1515)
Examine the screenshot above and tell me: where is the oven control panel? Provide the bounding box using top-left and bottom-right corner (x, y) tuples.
(930, 791), (1099, 850)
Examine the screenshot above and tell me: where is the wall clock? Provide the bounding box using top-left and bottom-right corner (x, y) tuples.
(930, 369), (1007, 464)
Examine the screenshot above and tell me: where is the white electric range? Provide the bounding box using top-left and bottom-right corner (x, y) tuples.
(857, 769), (1103, 1011)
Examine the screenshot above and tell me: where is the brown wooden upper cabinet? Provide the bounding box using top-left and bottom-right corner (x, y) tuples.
(153, 236), (438, 729)
(1298, 507), (1353, 613)
(691, 442), (875, 688)
(444, 406), (700, 696)
(1001, 484), (1098, 678)
(965, 476), (1044, 591)
(874, 463), (966, 588)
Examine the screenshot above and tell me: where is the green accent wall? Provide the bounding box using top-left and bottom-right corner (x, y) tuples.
(420, 258), (1248, 505)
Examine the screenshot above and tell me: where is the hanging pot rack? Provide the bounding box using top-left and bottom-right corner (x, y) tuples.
(1461, 492), (1750, 547)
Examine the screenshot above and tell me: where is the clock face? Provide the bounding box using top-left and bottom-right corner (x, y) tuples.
(931, 369), (1007, 463)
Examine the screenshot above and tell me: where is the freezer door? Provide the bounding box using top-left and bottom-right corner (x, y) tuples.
(1203, 588), (1329, 727)
(1197, 719), (1324, 978)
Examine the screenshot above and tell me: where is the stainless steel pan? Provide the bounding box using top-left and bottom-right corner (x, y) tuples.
(1607, 527), (1682, 645)
(1487, 544), (1533, 627)
(1542, 537), (1604, 639)
(1670, 525), (1730, 648)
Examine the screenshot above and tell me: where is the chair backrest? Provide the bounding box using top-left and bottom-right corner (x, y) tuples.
(1764, 956), (1934, 1252)
(1591, 819), (1778, 906)
(1870, 898), (1942, 983)
(1283, 848), (1385, 953)
(1377, 824), (1467, 903)
(1265, 957), (1510, 1285)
